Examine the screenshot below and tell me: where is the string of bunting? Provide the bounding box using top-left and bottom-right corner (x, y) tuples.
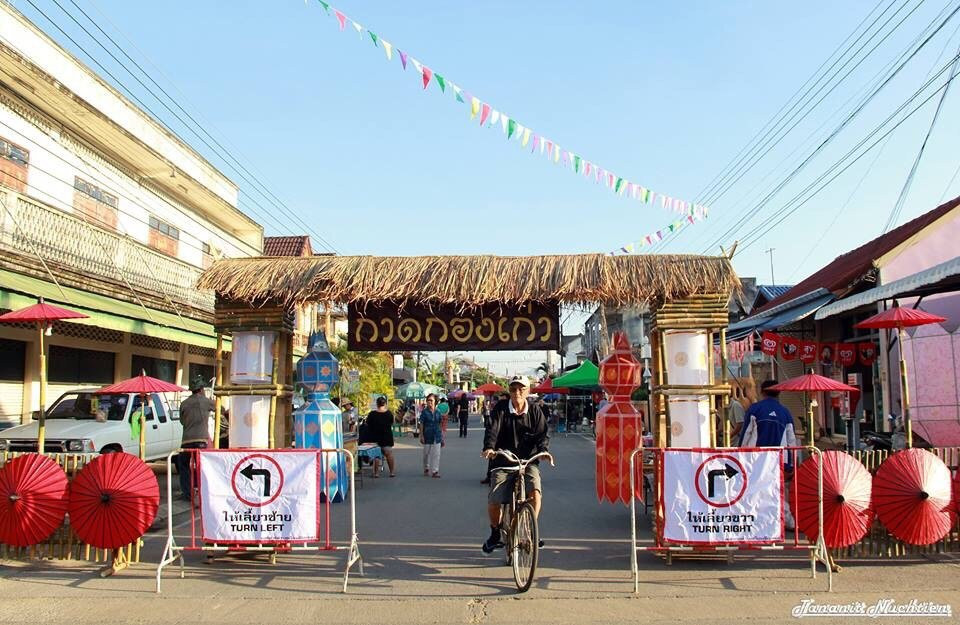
(609, 211), (707, 255)
(760, 331), (878, 367)
(310, 0), (708, 222)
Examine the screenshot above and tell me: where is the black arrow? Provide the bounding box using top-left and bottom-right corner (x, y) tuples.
(707, 463), (738, 498)
(240, 464), (272, 497)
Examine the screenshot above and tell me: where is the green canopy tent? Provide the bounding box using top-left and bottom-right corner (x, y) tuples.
(552, 360), (601, 390)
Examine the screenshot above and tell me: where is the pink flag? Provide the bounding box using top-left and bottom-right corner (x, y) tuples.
(688, 215), (695, 224)
(479, 102), (491, 126)
(607, 173), (614, 188)
(561, 151), (570, 166)
(584, 162), (591, 177)
(545, 140), (553, 156)
(334, 10), (347, 30)
(421, 66), (432, 89)
(531, 135), (540, 152)
(399, 50), (408, 70)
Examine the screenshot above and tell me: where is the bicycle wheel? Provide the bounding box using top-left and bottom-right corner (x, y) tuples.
(510, 502), (539, 592)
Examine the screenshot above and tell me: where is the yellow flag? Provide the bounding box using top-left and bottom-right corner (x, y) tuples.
(470, 97), (480, 120)
(383, 40), (393, 61)
(521, 128), (531, 147)
(553, 145), (560, 163)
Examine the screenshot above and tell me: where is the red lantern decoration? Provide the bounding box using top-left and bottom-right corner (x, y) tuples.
(800, 340), (818, 364)
(595, 332), (644, 505)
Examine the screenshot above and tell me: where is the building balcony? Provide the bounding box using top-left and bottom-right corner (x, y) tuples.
(0, 187), (213, 317)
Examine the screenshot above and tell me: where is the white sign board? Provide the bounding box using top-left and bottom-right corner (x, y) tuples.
(200, 450), (318, 543)
(661, 449), (783, 544)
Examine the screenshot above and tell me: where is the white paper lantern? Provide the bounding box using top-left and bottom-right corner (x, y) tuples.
(229, 395), (271, 448)
(230, 331), (276, 384)
(663, 330), (709, 385)
(667, 396), (711, 447)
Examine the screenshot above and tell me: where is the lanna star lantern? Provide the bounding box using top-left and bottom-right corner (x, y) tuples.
(595, 332), (645, 504)
(294, 331), (348, 502)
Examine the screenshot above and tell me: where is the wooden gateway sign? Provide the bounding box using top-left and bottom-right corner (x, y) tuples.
(348, 301), (560, 351)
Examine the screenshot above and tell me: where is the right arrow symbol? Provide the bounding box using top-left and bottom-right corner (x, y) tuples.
(707, 463), (738, 498)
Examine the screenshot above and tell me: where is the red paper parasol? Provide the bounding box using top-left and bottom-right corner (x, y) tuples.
(476, 382), (505, 394)
(95, 372), (185, 395)
(769, 374), (858, 393)
(795, 451), (873, 548)
(855, 306), (947, 329)
(0, 454), (69, 546)
(68, 452), (160, 550)
(873, 448), (955, 545)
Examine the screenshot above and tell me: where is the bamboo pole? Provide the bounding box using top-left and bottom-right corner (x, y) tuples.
(898, 326), (913, 448)
(37, 322), (46, 453)
(214, 334), (223, 449)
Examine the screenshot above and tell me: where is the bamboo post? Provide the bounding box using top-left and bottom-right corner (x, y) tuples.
(268, 333), (280, 449)
(807, 398), (816, 448)
(897, 326), (912, 448)
(213, 334), (224, 449)
(37, 321), (46, 453)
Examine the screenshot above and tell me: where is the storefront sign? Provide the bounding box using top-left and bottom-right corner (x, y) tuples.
(200, 450), (318, 543)
(348, 300), (560, 351)
(661, 449), (783, 544)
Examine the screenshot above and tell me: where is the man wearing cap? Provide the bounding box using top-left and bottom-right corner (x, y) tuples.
(176, 376), (216, 502)
(481, 375), (550, 554)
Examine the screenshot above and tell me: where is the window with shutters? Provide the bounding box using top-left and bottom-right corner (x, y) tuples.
(73, 177), (119, 230)
(0, 137), (29, 193)
(148, 215), (180, 257)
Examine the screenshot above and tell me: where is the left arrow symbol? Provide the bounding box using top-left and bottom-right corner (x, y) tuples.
(240, 464), (272, 496)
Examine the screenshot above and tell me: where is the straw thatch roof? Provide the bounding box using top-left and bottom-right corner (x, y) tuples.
(196, 254), (738, 307)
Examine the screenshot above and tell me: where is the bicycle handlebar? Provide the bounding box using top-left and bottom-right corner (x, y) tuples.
(493, 449), (555, 468)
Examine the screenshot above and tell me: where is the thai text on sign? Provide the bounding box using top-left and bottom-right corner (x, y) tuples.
(199, 450), (318, 543)
(661, 449), (784, 544)
(348, 300), (560, 351)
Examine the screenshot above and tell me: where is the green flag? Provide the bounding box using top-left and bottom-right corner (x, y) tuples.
(435, 74), (446, 92)
(369, 31), (379, 47)
(615, 177), (623, 193)
(507, 118), (517, 139)
(318, 0), (330, 12)
(574, 155), (581, 173)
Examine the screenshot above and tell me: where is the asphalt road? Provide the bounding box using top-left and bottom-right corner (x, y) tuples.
(1, 422), (958, 624)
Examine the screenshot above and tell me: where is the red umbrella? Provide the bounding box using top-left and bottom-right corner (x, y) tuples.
(769, 373), (858, 446)
(0, 454), (69, 547)
(68, 452), (160, 550)
(855, 304), (947, 448)
(531, 377), (569, 395)
(873, 448), (955, 546)
(795, 451), (873, 548)
(476, 382), (505, 394)
(0, 298), (89, 452)
(96, 372), (185, 459)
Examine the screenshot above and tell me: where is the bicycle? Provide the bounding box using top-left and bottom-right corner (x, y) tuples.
(489, 449), (555, 593)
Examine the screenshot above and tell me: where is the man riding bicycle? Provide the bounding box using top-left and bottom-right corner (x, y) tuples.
(481, 375), (550, 554)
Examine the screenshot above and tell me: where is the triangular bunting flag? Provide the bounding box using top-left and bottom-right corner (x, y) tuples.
(399, 50), (408, 69)
(421, 66), (432, 89)
(553, 145), (560, 163)
(532, 135), (540, 152)
(318, 1), (330, 12)
(334, 10), (347, 30)
(501, 115), (509, 134)
(480, 103), (491, 126)
(411, 58), (423, 73)
(382, 40), (393, 60)
(490, 110), (500, 126)
(470, 97), (480, 120)
(521, 128), (531, 147)
(574, 155), (581, 173)
(435, 74), (446, 92)
(352, 21), (363, 34)
(507, 118), (517, 139)
(368, 31), (378, 46)
(453, 85), (464, 102)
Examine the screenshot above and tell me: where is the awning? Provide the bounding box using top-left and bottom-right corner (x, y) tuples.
(815, 256), (960, 321)
(0, 269), (220, 349)
(726, 288), (834, 340)
(552, 360), (600, 389)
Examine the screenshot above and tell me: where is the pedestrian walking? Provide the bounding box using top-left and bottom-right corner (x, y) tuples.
(176, 376), (214, 502)
(419, 393), (444, 478)
(457, 393), (470, 438)
(363, 396), (396, 477)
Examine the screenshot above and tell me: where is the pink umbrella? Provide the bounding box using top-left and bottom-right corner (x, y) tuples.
(0, 298), (88, 451)
(95, 372), (185, 460)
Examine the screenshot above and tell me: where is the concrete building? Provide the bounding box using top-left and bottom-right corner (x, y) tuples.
(0, 4), (264, 425)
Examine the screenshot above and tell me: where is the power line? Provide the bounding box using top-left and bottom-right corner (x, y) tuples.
(17, 0), (338, 252)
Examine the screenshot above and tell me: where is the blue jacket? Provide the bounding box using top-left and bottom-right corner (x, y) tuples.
(419, 408), (444, 445)
(738, 397), (798, 458)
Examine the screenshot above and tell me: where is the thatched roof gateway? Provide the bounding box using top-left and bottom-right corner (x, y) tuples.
(198, 254), (738, 308)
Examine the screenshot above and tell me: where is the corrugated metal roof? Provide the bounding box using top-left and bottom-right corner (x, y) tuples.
(727, 288), (834, 339)
(752, 195), (960, 315)
(757, 285), (793, 301)
(815, 255), (960, 320)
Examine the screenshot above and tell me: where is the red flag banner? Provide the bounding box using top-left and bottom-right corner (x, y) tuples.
(858, 342), (877, 366)
(780, 337), (800, 361)
(837, 343), (857, 367)
(819, 342), (836, 366)
(761, 332), (779, 357)
(800, 340), (818, 364)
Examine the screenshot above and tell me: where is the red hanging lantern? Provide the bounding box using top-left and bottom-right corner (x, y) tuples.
(595, 332), (644, 505)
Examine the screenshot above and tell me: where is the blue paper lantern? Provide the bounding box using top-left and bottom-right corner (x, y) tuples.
(294, 331), (348, 502)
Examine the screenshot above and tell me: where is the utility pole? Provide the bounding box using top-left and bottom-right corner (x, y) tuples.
(765, 248), (776, 285)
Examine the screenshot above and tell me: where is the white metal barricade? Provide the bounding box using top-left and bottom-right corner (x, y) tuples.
(156, 447), (362, 593)
(629, 446), (832, 593)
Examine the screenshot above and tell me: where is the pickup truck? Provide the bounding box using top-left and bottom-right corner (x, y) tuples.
(0, 388), (183, 461)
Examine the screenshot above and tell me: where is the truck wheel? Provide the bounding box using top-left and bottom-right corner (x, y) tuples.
(99, 445), (122, 455)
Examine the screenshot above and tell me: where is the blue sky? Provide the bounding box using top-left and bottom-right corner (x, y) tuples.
(14, 0), (960, 374)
